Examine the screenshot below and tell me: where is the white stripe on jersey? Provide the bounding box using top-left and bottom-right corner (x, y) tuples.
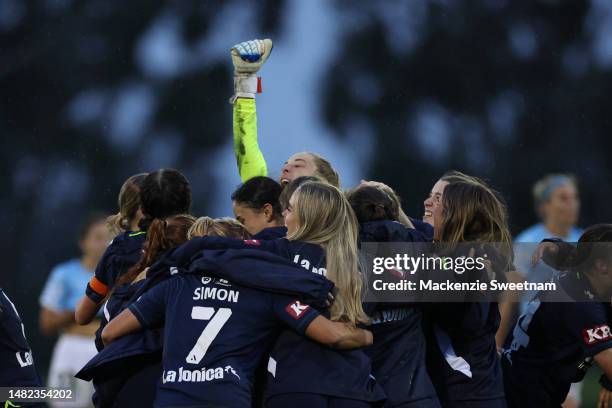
(434, 324), (473, 378)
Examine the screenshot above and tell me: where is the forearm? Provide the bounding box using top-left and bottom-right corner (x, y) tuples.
(233, 98), (267, 182)
(305, 316), (373, 349)
(40, 308), (75, 335)
(331, 325), (373, 349)
(101, 309), (141, 346)
(496, 271), (522, 348)
(75, 295), (103, 325)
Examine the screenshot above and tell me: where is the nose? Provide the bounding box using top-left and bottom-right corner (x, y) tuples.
(424, 197), (433, 208)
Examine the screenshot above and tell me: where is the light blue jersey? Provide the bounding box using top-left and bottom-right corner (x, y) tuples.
(514, 223), (583, 315)
(40, 259), (94, 312)
(514, 223), (582, 243)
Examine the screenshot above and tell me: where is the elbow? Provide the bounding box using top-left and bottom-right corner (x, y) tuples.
(74, 309), (92, 326)
(100, 327), (112, 347)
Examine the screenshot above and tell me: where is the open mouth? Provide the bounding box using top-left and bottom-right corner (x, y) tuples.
(280, 178), (290, 185)
(424, 210), (433, 218)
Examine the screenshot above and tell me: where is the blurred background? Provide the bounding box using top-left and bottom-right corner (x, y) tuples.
(1, 0), (611, 405)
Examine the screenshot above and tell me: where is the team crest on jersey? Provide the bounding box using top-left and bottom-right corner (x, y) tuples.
(244, 239), (261, 246)
(583, 324), (612, 345)
(285, 300), (310, 319)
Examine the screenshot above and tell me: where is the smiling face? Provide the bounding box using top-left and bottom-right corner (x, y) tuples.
(279, 152), (318, 186)
(423, 179), (448, 226)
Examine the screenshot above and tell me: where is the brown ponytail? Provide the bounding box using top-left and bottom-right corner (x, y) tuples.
(116, 214), (195, 286)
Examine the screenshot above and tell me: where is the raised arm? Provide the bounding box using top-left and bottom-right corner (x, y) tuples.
(230, 39), (273, 182)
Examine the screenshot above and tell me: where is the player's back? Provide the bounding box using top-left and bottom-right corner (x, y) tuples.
(502, 272), (612, 407)
(129, 272), (317, 408)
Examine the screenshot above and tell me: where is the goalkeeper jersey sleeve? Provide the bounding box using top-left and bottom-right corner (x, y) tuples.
(233, 98), (268, 182)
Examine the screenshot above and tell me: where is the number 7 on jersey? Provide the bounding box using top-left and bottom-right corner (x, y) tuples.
(186, 307), (232, 364)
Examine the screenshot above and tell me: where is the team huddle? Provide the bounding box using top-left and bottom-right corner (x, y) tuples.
(2, 39), (612, 408)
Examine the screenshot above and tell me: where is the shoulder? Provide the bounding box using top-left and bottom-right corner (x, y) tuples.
(514, 224), (545, 243)
(50, 259), (81, 277)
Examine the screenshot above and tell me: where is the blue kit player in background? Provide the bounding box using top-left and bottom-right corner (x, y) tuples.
(1, 288), (45, 407)
(502, 224), (612, 408)
(511, 173), (584, 407)
(39, 213), (111, 408)
(101, 248), (373, 407)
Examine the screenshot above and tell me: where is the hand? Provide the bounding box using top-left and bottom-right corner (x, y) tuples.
(231, 39), (273, 74)
(598, 387), (612, 408)
(531, 242), (558, 267)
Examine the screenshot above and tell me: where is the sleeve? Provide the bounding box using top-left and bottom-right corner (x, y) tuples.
(233, 98), (268, 182)
(176, 236), (290, 266)
(567, 303), (612, 357)
(39, 266), (68, 311)
(271, 295), (320, 335)
(188, 249), (334, 309)
(86, 242), (123, 303)
(127, 280), (172, 328)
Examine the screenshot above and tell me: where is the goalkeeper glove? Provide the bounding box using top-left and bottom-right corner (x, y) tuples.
(230, 38), (273, 102)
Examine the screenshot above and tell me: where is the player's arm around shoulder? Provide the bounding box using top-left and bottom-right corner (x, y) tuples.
(305, 316), (373, 350)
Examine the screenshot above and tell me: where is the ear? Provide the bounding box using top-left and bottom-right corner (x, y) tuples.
(262, 203), (274, 222)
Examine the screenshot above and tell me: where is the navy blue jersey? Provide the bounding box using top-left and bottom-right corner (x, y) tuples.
(129, 273), (320, 408)
(410, 218), (435, 242)
(424, 302), (503, 404)
(252, 226), (287, 240)
(0, 289), (42, 387)
(360, 221), (438, 407)
(86, 230), (146, 303)
(423, 245), (506, 405)
(179, 236), (386, 403)
(502, 272), (612, 408)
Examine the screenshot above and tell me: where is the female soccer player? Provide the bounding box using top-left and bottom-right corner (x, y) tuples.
(348, 185), (440, 408)
(503, 224), (612, 408)
(179, 181), (386, 407)
(39, 213), (110, 407)
(101, 216), (372, 408)
(85, 214), (195, 408)
(74, 173), (147, 326)
(75, 169), (191, 330)
(425, 177), (512, 408)
(1, 288), (44, 404)
(231, 176), (287, 239)
(230, 39), (340, 187)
